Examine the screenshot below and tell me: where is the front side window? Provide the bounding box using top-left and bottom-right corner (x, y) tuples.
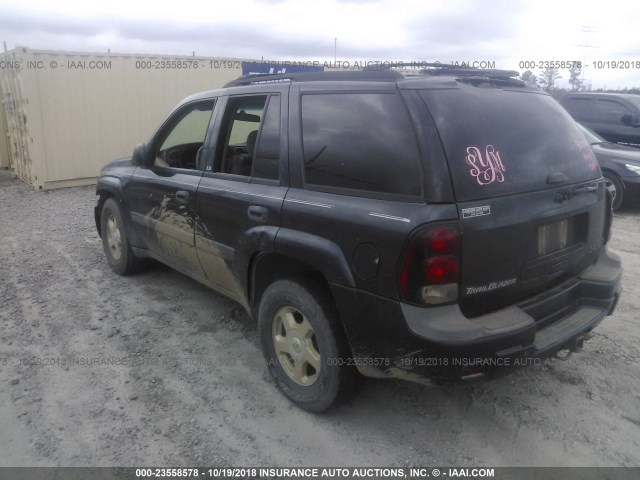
(593, 99), (632, 125)
(154, 100), (214, 170)
(301, 93), (422, 198)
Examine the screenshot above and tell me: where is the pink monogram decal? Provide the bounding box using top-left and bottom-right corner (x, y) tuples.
(574, 140), (599, 172)
(465, 145), (506, 185)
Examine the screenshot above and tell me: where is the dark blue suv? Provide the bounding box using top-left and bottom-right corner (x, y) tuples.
(96, 68), (622, 412)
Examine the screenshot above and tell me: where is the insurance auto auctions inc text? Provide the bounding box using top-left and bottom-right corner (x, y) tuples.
(216, 467), (496, 478)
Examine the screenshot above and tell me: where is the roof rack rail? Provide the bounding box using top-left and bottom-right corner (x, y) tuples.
(419, 62), (520, 79)
(223, 69), (404, 87)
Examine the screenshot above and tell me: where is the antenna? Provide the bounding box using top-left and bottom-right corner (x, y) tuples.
(575, 25), (598, 90)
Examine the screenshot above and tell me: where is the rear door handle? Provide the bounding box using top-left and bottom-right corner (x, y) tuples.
(175, 190), (190, 203)
(248, 205), (268, 223)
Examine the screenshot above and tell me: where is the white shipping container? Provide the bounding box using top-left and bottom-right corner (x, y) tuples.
(0, 85), (9, 169)
(0, 47), (244, 189)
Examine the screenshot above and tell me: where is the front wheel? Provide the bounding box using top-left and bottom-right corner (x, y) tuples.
(603, 171), (624, 210)
(258, 277), (360, 412)
(100, 198), (143, 275)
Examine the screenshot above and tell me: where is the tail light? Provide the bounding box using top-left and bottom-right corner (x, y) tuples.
(399, 225), (461, 305)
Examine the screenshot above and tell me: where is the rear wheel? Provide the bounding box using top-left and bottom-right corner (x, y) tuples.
(603, 171), (624, 210)
(258, 277), (360, 412)
(101, 198), (143, 275)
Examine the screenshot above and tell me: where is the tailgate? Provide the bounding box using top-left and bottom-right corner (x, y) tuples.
(458, 181), (606, 317)
(418, 84), (606, 318)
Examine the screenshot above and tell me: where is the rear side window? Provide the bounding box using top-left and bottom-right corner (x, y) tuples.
(420, 89), (601, 201)
(301, 93), (421, 198)
(563, 97), (592, 121)
(253, 95), (280, 180)
(213, 94), (281, 181)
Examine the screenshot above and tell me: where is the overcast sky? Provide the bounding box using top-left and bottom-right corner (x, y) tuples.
(0, 0), (639, 89)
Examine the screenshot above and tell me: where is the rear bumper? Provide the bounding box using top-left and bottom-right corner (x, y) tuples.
(333, 247), (622, 383)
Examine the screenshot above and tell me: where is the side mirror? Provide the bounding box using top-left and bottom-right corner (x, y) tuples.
(132, 144), (147, 165)
(621, 114), (640, 127)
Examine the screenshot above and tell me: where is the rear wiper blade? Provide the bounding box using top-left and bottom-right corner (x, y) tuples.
(573, 184), (598, 194)
(555, 182), (599, 203)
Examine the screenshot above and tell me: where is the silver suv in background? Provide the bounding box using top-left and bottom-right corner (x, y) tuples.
(560, 93), (640, 146)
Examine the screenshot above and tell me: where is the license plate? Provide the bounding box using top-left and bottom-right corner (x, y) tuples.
(537, 219), (569, 256)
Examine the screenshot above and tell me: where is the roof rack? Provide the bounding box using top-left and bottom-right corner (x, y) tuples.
(223, 69), (404, 87)
(419, 62), (520, 79)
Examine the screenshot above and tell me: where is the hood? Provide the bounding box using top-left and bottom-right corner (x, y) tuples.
(101, 157), (134, 172)
(592, 143), (640, 166)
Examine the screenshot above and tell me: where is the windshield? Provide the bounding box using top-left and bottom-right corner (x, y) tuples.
(420, 88), (601, 201)
(624, 95), (640, 110)
(577, 123), (606, 144)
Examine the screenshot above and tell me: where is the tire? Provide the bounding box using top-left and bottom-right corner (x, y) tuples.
(603, 171), (624, 210)
(100, 198), (143, 275)
(258, 276), (361, 412)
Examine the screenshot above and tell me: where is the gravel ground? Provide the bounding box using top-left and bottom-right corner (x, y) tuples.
(0, 169), (639, 467)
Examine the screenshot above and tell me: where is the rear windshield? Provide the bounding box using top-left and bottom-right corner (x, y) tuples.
(419, 88), (601, 201)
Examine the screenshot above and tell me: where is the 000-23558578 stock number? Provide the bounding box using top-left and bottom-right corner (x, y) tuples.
(134, 60), (242, 70)
(518, 61), (582, 69)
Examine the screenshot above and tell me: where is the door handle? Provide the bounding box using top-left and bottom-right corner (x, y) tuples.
(175, 190), (190, 203)
(573, 184), (598, 194)
(248, 205), (268, 223)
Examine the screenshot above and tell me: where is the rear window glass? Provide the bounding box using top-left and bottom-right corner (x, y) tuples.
(419, 89), (601, 201)
(301, 93), (422, 198)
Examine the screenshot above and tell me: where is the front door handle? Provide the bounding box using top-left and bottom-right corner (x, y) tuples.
(248, 205), (268, 223)
(175, 190), (190, 204)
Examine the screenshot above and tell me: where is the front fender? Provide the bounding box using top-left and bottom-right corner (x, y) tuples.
(95, 175), (124, 236)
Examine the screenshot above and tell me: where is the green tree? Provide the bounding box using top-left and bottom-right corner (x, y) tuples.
(539, 67), (562, 92)
(521, 70), (538, 87)
(568, 65), (583, 91)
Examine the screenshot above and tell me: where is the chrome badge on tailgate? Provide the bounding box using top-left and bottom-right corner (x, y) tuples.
(462, 205), (491, 219)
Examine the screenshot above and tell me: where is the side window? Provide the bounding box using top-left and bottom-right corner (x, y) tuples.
(301, 93), (422, 197)
(154, 100), (214, 170)
(593, 99), (632, 125)
(215, 96), (267, 177)
(252, 95), (281, 180)
(564, 98), (592, 121)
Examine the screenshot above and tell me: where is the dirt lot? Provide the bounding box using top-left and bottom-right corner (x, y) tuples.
(0, 170), (638, 467)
